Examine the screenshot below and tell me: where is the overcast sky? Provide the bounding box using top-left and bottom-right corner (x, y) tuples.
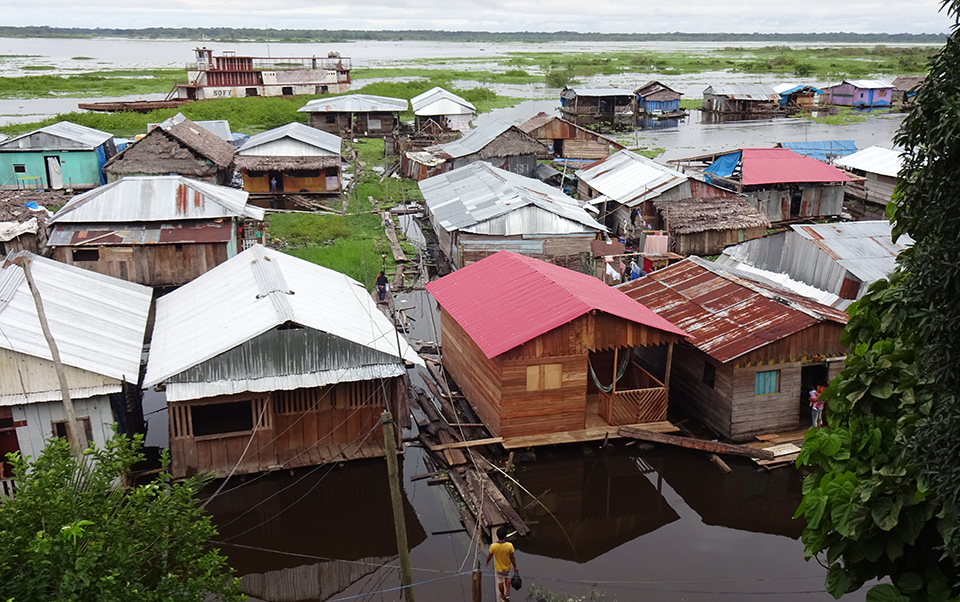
(2, 0), (954, 34)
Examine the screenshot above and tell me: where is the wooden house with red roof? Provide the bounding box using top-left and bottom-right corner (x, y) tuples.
(425, 251), (687, 448)
(619, 257), (849, 442)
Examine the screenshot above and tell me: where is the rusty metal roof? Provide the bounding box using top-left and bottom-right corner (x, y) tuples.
(48, 175), (263, 224)
(47, 221), (234, 247)
(618, 257), (847, 363)
(426, 250), (687, 359)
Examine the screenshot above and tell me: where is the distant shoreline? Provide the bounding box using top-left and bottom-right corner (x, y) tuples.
(0, 27), (947, 44)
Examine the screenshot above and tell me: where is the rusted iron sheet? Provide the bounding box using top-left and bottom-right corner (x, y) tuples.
(51, 221), (233, 246)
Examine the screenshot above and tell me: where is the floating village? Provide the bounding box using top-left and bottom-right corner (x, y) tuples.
(0, 44), (923, 601)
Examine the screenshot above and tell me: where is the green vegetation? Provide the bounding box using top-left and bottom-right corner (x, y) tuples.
(0, 68), (184, 100)
(795, 4), (960, 598)
(804, 107), (873, 126)
(266, 138), (421, 289)
(0, 434), (243, 602)
(20, 65), (55, 71)
(721, 44), (936, 78)
(354, 67), (540, 85)
(636, 147), (666, 159)
(679, 98), (701, 110)
(71, 56), (94, 60)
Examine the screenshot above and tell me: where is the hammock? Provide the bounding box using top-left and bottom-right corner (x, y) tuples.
(588, 351), (631, 394)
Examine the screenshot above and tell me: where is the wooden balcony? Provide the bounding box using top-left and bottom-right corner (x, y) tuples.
(598, 361), (668, 426)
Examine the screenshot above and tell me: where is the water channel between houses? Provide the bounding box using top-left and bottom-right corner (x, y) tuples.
(3, 36), (897, 600)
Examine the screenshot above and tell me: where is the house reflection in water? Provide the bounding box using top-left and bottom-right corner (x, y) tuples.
(203, 461), (427, 602)
(656, 450), (805, 539)
(515, 450), (680, 563)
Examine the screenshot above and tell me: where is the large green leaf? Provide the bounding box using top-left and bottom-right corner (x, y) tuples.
(895, 573), (923, 595)
(865, 584), (906, 602)
(826, 564), (849, 599)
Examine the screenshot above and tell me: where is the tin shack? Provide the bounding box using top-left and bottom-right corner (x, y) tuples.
(703, 148), (850, 223)
(420, 162), (605, 270)
(701, 84), (781, 115)
(103, 116), (236, 185)
(634, 81), (683, 116)
(0, 122), (117, 191)
(236, 123), (342, 194)
(834, 146), (903, 208)
(143, 245), (423, 478)
(519, 112), (624, 160)
(0, 252), (151, 478)
(621, 257), (848, 442)
(401, 120), (544, 181)
(46, 175), (264, 287)
(559, 87), (635, 126)
(410, 87), (476, 134)
(772, 84), (822, 111)
(299, 94), (408, 137)
(426, 250), (687, 448)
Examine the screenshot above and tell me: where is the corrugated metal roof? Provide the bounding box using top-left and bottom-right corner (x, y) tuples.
(48, 175), (263, 224)
(0, 252), (151, 389)
(564, 88), (635, 97)
(741, 148), (851, 186)
(778, 140), (856, 162)
(834, 146), (903, 178)
(576, 150), (688, 207)
(703, 84), (780, 100)
(144, 245), (423, 388)
(299, 93), (408, 113)
(419, 161), (605, 235)
(772, 84), (823, 95)
(619, 257), (847, 363)
(238, 122), (341, 156)
(47, 221), (234, 247)
(0, 121), (113, 151)
(835, 79), (894, 89)
(425, 250), (687, 359)
(426, 120), (514, 159)
(411, 87), (476, 115)
(791, 221), (911, 284)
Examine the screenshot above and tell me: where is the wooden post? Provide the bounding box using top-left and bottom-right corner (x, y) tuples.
(381, 411), (415, 602)
(472, 555), (482, 602)
(663, 342), (674, 388)
(612, 347), (618, 394)
(21, 257), (87, 457)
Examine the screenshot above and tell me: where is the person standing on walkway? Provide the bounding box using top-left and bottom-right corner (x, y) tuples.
(485, 526), (518, 602)
(809, 385), (825, 428)
(376, 271), (389, 302)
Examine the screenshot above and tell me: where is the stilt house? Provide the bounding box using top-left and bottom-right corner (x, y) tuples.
(410, 87), (476, 133)
(0, 252), (151, 479)
(103, 116), (236, 184)
(620, 257), (848, 442)
(426, 251), (687, 447)
(519, 113), (624, 160)
(703, 148), (850, 223)
(559, 87), (635, 126)
(299, 94), (408, 137)
(576, 150), (737, 236)
(46, 175), (264, 287)
(651, 196), (770, 256)
(634, 81), (682, 115)
(0, 122), (117, 191)
(401, 120), (544, 181)
(143, 245), (424, 478)
(773, 84), (822, 111)
(236, 123), (342, 194)
(834, 146), (903, 208)
(419, 162), (605, 270)
(701, 85), (781, 114)
(822, 80), (893, 108)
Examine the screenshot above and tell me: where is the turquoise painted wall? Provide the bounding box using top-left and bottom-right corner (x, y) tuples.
(0, 149), (103, 189)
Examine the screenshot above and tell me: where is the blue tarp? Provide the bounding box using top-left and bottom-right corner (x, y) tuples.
(779, 140), (857, 163)
(704, 151), (741, 183)
(95, 145), (108, 185)
(777, 85), (823, 106)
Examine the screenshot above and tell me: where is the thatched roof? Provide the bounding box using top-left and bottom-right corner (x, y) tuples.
(654, 196), (770, 234)
(519, 112), (554, 134)
(234, 155), (341, 171)
(165, 120), (236, 168)
(0, 191), (60, 223)
(892, 75), (925, 92)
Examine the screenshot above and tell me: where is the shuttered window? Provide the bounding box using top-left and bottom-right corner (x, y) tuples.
(755, 370), (780, 396)
(526, 364), (563, 391)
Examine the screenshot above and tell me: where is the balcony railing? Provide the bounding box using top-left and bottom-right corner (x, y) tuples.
(598, 361), (668, 425)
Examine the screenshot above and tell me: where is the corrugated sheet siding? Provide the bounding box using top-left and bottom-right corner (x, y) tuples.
(11, 395), (116, 459)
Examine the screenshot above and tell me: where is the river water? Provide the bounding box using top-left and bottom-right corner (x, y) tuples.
(3, 36), (887, 599)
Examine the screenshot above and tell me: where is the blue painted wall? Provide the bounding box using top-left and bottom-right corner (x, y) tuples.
(0, 148), (105, 189)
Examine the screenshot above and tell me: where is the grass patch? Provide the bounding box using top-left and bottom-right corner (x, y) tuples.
(679, 98), (701, 110)
(636, 147), (666, 159)
(718, 44), (935, 77)
(0, 68), (185, 99)
(71, 56), (95, 60)
(20, 65), (56, 71)
(354, 67), (540, 85)
(804, 107), (874, 125)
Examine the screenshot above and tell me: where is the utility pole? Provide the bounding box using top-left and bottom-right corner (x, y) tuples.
(20, 256), (87, 456)
(381, 411), (415, 602)
(472, 554), (482, 602)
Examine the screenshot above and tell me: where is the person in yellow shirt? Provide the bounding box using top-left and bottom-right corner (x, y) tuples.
(485, 526), (518, 601)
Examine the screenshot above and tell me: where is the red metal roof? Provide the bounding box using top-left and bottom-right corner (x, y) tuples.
(425, 251), (688, 359)
(618, 258), (848, 363)
(740, 148), (851, 186)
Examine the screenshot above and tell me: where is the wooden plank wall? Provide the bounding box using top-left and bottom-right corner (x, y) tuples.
(11, 396), (116, 459)
(674, 226), (767, 256)
(730, 362), (803, 442)
(439, 309), (504, 434)
(736, 323), (847, 366)
(500, 354), (587, 438)
(169, 379), (396, 478)
(665, 345), (735, 438)
(56, 243), (229, 287)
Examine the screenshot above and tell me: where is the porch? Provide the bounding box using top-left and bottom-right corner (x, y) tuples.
(597, 361), (669, 425)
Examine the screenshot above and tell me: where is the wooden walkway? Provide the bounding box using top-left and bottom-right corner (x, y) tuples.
(747, 428), (808, 468)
